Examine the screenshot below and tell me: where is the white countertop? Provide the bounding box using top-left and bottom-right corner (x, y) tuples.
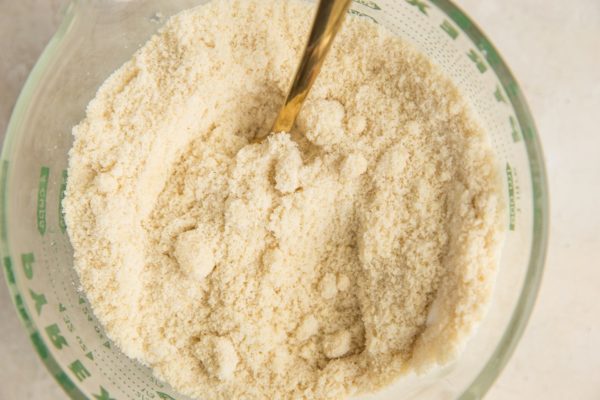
(1, 0), (599, 399)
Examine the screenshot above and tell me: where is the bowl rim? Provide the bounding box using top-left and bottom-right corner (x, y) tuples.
(0, 1), (549, 399)
(430, 0), (549, 398)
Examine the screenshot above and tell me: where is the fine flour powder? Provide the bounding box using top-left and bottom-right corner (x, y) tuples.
(64, 0), (504, 399)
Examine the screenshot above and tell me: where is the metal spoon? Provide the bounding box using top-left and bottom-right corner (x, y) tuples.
(255, 0), (352, 141)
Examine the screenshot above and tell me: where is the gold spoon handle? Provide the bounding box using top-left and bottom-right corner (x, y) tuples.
(266, 0), (352, 136)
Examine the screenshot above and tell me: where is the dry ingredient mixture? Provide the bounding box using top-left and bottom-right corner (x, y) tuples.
(64, 0), (504, 399)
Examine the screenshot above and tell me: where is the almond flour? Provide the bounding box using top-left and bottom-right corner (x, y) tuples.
(64, 0), (504, 399)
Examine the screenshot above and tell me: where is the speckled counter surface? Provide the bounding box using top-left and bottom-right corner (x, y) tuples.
(1, 0), (598, 399)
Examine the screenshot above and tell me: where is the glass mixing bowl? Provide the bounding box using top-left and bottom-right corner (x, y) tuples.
(1, 0), (549, 399)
